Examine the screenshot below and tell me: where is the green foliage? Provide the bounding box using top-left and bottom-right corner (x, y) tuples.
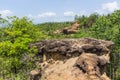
(75, 13), (99, 28)
(90, 15), (111, 39)
(71, 28), (88, 38)
(0, 16), (47, 79)
(36, 22), (72, 38)
(89, 10), (120, 80)
(0, 14), (9, 27)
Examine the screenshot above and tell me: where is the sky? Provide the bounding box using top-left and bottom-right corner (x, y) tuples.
(0, 0), (120, 23)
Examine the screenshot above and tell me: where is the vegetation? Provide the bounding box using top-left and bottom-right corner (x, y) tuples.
(0, 16), (46, 80)
(0, 10), (120, 80)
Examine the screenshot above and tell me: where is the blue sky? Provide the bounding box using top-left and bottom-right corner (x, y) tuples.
(0, 0), (120, 23)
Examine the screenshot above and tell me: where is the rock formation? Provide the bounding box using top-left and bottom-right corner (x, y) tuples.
(54, 22), (80, 34)
(29, 38), (114, 80)
(62, 22), (80, 34)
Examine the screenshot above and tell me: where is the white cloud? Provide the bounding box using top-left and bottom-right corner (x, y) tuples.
(102, 1), (119, 12)
(95, 1), (119, 15)
(38, 12), (56, 18)
(64, 11), (76, 17)
(27, 11), (86, 23)
(0, 10), (12, 17)
(27, 12), (57, 19)
(63, 11), (86, 17)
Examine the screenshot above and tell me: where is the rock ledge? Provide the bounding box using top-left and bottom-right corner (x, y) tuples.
(30, 38), (114, 80)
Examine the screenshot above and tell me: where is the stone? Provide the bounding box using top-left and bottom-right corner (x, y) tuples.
(29, 69), (41, 80)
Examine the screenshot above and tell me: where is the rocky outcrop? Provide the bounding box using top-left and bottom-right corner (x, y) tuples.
(62, 22), (80, 34)
(54, 22), (80, 34)
(29, 38), (114, 80)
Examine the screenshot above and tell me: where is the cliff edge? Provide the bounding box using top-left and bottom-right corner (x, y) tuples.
(29, 38), (114, 80)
